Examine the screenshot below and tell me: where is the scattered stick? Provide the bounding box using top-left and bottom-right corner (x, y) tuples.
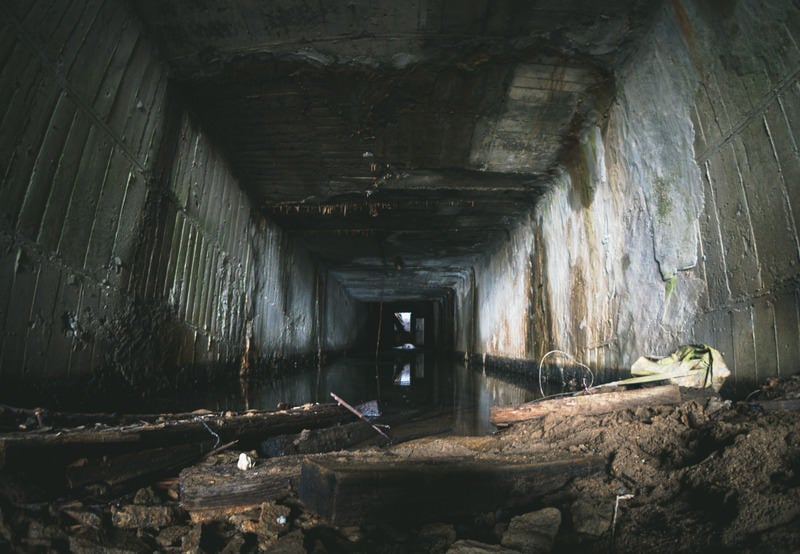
(330, 393), (391, 442)
(205, 440), (238, 459)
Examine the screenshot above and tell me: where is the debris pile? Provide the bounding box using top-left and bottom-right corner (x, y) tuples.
(0, 374), (798, 552)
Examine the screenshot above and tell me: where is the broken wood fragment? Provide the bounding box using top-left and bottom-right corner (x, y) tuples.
(489, 384), (682, 426)
(299, 455), (603, 525)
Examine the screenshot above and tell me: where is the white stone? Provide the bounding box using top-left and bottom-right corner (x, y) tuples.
(237, 453), (255, 470)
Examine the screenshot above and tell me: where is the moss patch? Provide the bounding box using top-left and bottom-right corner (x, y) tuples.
(653, 175), (674, 220)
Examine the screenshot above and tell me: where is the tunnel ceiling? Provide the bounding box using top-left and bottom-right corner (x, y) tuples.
(132, 0), (659, 302)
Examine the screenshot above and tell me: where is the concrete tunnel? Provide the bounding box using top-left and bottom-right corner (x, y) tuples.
(2, 0), (799, 406)
(2, 1), (800, 551)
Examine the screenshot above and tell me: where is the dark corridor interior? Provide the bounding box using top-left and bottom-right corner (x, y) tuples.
(2, 0), (800, 552)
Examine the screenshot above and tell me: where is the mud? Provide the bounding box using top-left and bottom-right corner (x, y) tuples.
(0, 376), (798, 553)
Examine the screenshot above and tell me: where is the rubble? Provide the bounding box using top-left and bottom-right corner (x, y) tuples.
(500, 508), (561, 553)
(0, 375), (798, 552)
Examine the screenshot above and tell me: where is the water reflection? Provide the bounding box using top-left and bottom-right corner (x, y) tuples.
(452, 363), (542, 435)
(157, 353), (550, 436)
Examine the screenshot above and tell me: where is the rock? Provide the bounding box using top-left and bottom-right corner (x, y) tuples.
(229, 509), (258, 534)
(62, 508), (103, 528)
(156, 525), (190, 548)
(267, 529), (306, 553)
(238, 452), (256, 470)
(571, 498), (612, 536)
(500, 507), (561, 554)
(221, 532), (247, 554)
(229, 502), (293, 550)
(258, 501), (291, 537)
(133, 486), (160, 506)
(181, 523), (203, 553)
(447, 539), (518, 553)
(111, 504), (176, 529)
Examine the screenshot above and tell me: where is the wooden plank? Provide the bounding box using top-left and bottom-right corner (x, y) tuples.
(66, 441), (212, 496)
(180, 454), (306, 521)
(299, 455), (604, 525)
(0, 403), (350, 471)
(489, 384), (682, 426)
(179, 409), (458, 520)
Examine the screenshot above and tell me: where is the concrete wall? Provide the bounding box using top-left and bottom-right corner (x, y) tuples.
(685, 0), (800, 391)
(0, 0), (170, 400)
(0, 0), (364, 404)
(463, 0), (800, 393)
(472, 217), (535, 361)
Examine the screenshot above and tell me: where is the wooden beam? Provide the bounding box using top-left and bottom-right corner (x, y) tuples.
(180, 455), (305, 521)
(66, 441), (212, 496)
(0, 403), (350, 471)
(489, 385), (682, 426)
(299, 455), (603, 525)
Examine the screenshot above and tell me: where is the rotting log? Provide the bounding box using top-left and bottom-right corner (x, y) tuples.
(0, 403), (351, 472)
(299, 455), (604, 525)
(180, 454), (327, 522)
(259, 421), (376, 457)
(0, 404), (229, 432)
(489, 384), (682, 426)
(65, 441), (213, 496)
(181, 457), (298, 521)
(183, 412), (453, 522)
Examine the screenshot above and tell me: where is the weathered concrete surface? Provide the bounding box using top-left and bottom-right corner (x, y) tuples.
(2, 0), (799, 402)
(0, 0), (171, 397)
(460, 0), (800, 392)
(0, 0), (366, 404)
(127, 0), (660, 304)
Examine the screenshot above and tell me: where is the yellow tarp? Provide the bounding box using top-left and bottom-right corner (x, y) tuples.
(627, 344), (730, 391)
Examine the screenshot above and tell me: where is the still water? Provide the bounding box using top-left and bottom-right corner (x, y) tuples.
(151, 351), (550, 435)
